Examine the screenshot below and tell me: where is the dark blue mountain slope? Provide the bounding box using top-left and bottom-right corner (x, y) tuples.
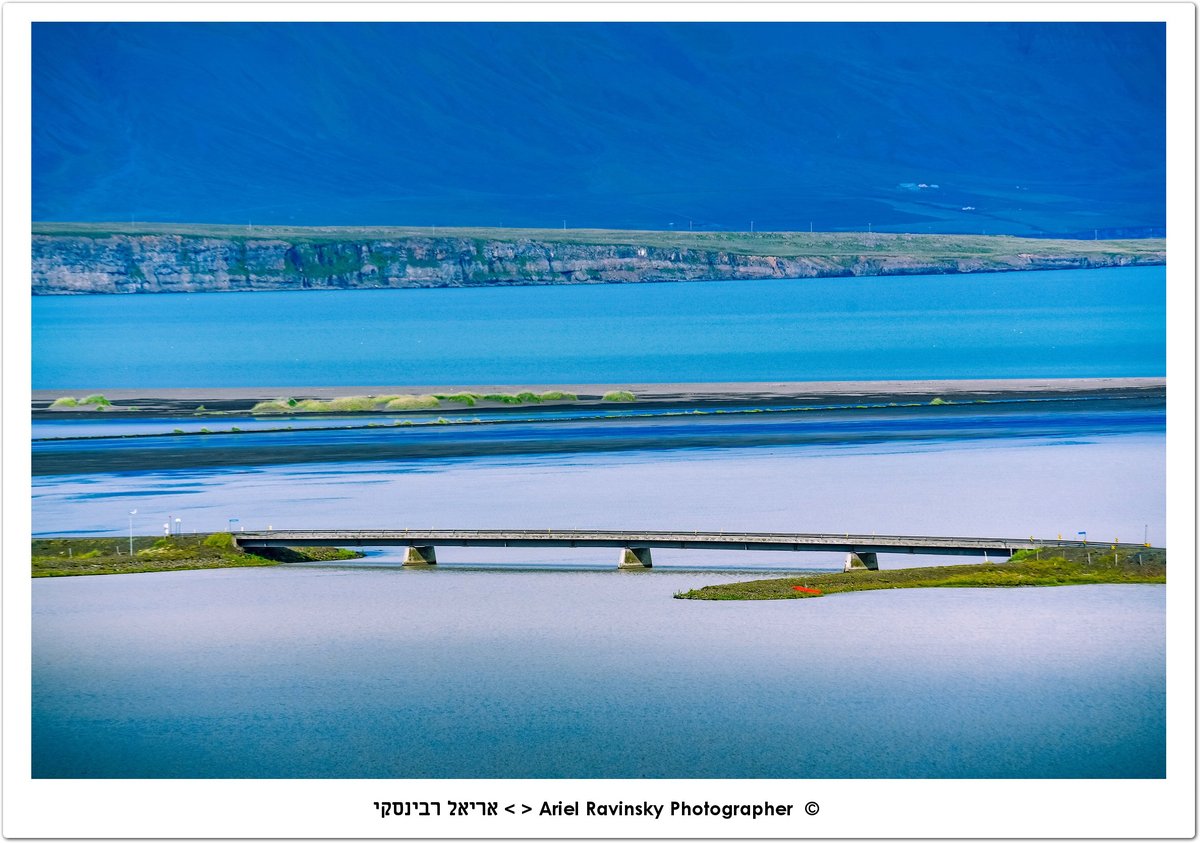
(33, 22), (1164, 235)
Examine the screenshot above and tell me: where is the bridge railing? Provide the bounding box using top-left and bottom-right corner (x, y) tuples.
(234, 528), (1156, 551)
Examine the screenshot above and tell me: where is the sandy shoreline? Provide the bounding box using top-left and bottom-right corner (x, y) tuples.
(33, 377), (1165, 415)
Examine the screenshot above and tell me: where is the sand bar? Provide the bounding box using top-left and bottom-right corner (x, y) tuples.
(33, 377), (1165, 415)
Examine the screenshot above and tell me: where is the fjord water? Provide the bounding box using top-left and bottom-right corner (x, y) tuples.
(31, 423), (1167, 777)
(33, 569), (1164, 778)
(30, 265), (1167, 778)
(33, 412), (1165, 543)
(32, 266), (1165, 388)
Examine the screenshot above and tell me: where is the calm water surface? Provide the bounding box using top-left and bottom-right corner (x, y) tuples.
(31, 421), (1166, 778)
(32, 567), (1165, 778)
(32, 431), (1165, 547)
(32, 266), (1165, 388)
(30, 266), (1167, 779)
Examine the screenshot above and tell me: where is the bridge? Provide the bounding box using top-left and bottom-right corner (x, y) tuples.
(234, 529), (1154, 569)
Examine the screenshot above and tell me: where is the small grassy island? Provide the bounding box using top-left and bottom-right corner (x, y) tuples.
(31, 532), (362, 577)
(675, 547), (1165, 600)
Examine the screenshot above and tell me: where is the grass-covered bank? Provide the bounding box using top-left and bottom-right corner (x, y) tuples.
(249, 390), (584, 414)
(675, 548), (1166, 600)
(35, 388), (626, 415)
(31, 533), (363, 577)
(31, 377), (1166, 418)
(32, 222), (1168, 260)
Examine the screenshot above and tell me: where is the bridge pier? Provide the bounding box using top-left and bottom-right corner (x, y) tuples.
(403, 545), (438, 566)
(844, 552), (879, 571)
(618, 547), (653, 569)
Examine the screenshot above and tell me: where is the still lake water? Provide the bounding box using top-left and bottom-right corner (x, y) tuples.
(33, 569), (1164, 778)
(32, 266), (1165, 387)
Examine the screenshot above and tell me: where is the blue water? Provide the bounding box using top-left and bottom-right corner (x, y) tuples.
(30, 408), (1168, 778)
(31, 402), (1165, 478)
(32, 569), (1164, 778)
(32, 424), (1165, 560)
(32, 266), (1165, 388)
(29, 265), (1167, 779)
(31, 405), (692, 439)
(29, 408), (1167, 781)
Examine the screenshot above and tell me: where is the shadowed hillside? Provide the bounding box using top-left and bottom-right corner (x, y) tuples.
(33, 23), (1164, 235)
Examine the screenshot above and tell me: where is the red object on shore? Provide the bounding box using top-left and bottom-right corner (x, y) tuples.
(792, 586), (822, 595)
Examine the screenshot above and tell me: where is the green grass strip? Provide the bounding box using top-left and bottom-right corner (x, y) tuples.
(675, 549), (1165, 600)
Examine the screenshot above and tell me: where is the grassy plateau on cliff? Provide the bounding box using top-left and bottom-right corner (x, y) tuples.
(32, 221), (1166, 261)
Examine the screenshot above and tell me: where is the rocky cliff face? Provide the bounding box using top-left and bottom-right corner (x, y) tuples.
(31, 234), (1166, 295)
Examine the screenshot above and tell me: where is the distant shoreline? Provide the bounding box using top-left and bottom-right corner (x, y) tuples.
(31, 224), (1165, 295)
(33, 377), (1166, 416)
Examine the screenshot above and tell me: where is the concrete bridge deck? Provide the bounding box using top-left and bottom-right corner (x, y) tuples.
(235, 529), (1154, 569)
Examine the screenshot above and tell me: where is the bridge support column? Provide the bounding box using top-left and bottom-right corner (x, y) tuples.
(403, 545), (437, 566)
(844, 552), (878, 572)
(618, 547), (653, 569)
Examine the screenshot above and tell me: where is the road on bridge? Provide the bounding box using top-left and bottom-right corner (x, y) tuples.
(235, 529), (1156, 569)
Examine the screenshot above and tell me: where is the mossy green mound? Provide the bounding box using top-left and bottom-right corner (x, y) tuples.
(49, 393), (111, 409)
(602, 390), (637, 402)
(384, 394), (440, 410)
(250, 390), (582, 414)
(434, 392), (484, 406)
